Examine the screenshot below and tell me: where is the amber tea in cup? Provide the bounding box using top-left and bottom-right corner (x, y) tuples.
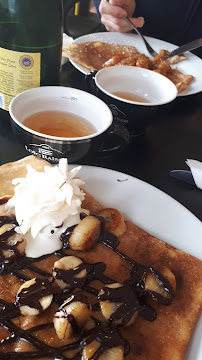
(23, 110), (96, 138)
(112, 92), (151, 103)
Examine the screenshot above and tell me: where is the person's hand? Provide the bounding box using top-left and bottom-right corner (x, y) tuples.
(99, 0), (144, 32)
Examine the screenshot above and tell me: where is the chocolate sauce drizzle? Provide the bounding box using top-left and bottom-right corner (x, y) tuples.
(0, 197), (10, 205)
(0, 211), (175, 359)
(55, 294), (91, 338)
(98, 285), (141, 326)
(15, 278), (53, 313)
(81, 321), (128, 360)
(53, 262), (87, 289)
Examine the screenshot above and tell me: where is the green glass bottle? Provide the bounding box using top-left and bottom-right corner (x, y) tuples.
(0, 0), (63, 111)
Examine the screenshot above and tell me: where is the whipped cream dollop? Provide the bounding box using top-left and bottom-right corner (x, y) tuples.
(6, 159), (87, 258)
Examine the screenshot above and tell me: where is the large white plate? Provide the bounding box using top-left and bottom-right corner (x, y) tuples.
(75, 165), (202, 360)
(70, 32), (202, 97)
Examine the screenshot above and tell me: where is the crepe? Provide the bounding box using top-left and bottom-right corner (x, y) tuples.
(63, 41), (194, 93)
(0, 156), (201, 360)
(62, 41), (140, 71)
(0, 156), (52, 197)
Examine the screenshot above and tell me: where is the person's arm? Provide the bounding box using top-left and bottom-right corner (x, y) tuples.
(98, 0), (144, 32)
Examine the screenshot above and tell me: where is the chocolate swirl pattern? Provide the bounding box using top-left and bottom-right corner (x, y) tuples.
(0, 208), (175, 359)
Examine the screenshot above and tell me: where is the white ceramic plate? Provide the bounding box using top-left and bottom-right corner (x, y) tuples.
(70, 32), (202, 97)
(73, 164), (202, 360)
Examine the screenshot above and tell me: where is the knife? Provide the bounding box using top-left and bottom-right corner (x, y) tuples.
(170, 170), (196, 186)
(163, 38), (202, 59)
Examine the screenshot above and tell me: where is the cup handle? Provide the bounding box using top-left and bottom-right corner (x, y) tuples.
(85, 71), (98, 95)
(85, 71), (129, 156)
(92, 123), (130, 157)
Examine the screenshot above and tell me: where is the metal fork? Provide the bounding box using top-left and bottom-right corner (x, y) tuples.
(104, 0), (158, 57)
(124, 16), (158, 57)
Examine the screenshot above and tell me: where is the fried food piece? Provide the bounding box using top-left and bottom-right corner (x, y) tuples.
(152, 51), (194, 92)
(166, 68), (194, 93)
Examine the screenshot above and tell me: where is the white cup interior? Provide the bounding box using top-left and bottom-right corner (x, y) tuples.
(95, 66), (178, 106)
(9, 86), (113, 141)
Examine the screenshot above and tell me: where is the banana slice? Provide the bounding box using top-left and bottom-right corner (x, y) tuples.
(0, 220), (25, 259)
(3, 232), (26, 259)
(53, 256), (87, 289)
(99, 284), (122, 325)
(16, 278), (53, 316)
(98, 283), (138, 326)
(82, 340), (124, 360)
(7, 233), (26, 255)
(158, 265), (176, 292)
(0, 223), (15, 236)
(69, 216), (101, 251)
(82, 322), (125, 360)
(82, 339), (100, 360)
(0, 195), (13, 216)
(98, 208), (127, 237)
(53, 295), (91, 340)
(0, 195), (25, 257)
(145, 265), (176, 299)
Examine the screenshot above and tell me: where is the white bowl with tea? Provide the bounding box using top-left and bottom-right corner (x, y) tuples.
(9, 86), (125, 163)
(92, 66), (178, 135)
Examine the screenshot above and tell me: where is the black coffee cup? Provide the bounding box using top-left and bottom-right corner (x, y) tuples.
(86, 66), (177, 136)
(9, 86), (129, 163)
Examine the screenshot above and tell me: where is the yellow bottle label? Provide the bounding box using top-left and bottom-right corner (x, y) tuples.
(0, 47), (41, 111)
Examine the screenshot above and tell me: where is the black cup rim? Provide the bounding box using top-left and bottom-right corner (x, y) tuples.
(9, 86), (113, 142)
(94, 66), (178, 106)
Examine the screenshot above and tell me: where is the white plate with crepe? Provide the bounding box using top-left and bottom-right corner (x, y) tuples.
(73, 165), (202, 360)
(69, 32), (202, 96)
